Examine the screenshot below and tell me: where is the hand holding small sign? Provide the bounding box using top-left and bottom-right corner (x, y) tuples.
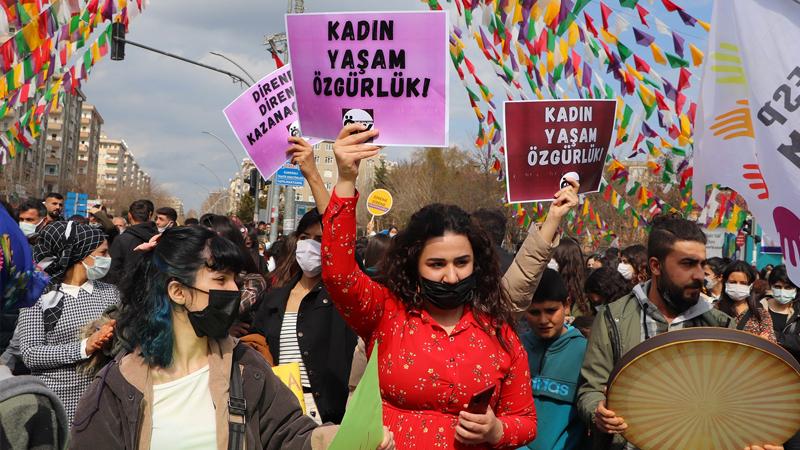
(548, 178), (580, 220)
(537, 177), (580, 246)
(286, 136), (318, 177)
(333, 123), (381, 197)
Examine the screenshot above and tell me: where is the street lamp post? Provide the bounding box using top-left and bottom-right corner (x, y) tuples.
(198, 163), (226, 192)
(206, 192), (230, 215)
(264, 32), (293, 242)
(209, 52), (257, 85)
(200, 131), (242, 170)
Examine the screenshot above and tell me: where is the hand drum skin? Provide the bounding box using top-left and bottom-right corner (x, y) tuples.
(607, 328), (800, 450)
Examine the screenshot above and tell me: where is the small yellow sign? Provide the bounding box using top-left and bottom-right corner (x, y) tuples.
(272, 362), (306, 414)
(366, 189), (393, 217)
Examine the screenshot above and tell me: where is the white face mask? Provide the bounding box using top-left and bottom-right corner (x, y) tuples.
(705, 276), (719, 290)
(19, 220), (40, 237)
(725, 283), (752, 302)
(618, 262), (635, 281)
(82, 255), (112, 280)
(295, 239), (322, 277)
(157, 222), (174, 233)
(773, 288), (797, 305)
(547, 259), (559, 271)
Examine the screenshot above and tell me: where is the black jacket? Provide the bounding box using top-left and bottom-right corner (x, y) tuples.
(253, 276), (357, 424)
(776, 307), (800, 362)
(105, 222), (158, 285)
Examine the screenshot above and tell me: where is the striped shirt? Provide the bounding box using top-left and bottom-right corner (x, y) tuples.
(278, 312), (310, 388)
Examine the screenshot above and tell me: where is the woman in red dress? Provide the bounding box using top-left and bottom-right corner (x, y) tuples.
(288, 124), (576, 449)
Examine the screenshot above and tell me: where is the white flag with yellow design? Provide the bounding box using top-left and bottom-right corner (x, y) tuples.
(694, 0), (800, 282)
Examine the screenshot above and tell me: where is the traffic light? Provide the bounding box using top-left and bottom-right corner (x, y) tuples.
(249, 168), (259, 197)
(111, 22), (126, 61)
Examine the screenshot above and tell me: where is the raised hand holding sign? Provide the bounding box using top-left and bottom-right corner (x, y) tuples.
(332, 124), (381, 197)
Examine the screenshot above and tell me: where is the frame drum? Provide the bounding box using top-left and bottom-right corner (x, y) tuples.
(607, 328), (800, 449)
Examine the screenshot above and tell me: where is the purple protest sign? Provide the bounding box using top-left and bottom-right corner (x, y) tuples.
(286, 11), (449, 147)
(223, 65), (319, 180)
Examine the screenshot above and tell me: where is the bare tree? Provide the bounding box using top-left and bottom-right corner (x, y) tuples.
(101, 182), (173, 218)
(364, 146), (506, 230)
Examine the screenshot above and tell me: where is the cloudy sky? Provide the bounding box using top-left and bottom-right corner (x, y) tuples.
(83, 0), (479, 213)
(83, 0), (711, 213)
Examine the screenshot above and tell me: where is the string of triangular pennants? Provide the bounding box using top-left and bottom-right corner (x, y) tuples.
(423, 0), (721, 242)
(511, 154), (745, 246)
(0, 0), (147, 164)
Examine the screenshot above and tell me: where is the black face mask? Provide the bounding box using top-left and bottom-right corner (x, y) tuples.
(184, 287), (240, 339)
(420, 274), (476, 310)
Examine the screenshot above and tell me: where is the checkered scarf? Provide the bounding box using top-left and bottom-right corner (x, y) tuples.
(33, 221), (106, 284)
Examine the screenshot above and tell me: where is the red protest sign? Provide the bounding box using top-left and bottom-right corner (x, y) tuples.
(503, 99), (617, 203)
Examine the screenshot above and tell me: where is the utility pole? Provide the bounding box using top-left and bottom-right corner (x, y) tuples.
(264, 32), (286, 243)
(263, 0), (305, 241)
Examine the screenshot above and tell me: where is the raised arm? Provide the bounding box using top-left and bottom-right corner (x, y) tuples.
(503, 180), (579, 312)
(320, 124), (390, 339)
(287, 136), (331, 214)
(90, 208), (118, 241)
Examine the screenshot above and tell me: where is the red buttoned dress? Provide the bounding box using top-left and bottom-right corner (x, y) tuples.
(321, 190), (537, 449)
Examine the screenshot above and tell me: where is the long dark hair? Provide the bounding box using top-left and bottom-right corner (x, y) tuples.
(553, 238), (590, 316)
(621, 244), (649, 285)
(585, 266), (629, 306)
(245, 225), (267, 273)
(117, 226), (243, 367)
(270, 209), (322, 288)
(704, 257), (726, 277)
(364, 234), (391, 267)
(717, 261), (762, 322)
(199, 214), (259, 275)
(601, 247), (620, 269)
(382, 204), (515, 350)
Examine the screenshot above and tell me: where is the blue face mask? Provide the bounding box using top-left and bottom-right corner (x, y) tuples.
(82, 255), (111, 280)
(773, 288), (797, 305)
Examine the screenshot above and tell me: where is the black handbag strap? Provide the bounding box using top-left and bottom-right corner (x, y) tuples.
(737, 309), (753, 331)
(228, 344), (247, 450)
(604, 306), (622, 366)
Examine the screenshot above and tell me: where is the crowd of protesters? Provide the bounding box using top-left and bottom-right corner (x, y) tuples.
(0, 124), (795, 450)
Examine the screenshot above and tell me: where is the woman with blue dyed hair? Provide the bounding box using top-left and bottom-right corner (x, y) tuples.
(70, 225), (394, 450)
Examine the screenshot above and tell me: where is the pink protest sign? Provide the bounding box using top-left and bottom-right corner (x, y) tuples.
(223, 65), (319, 180)
(286, 11), (449, 147)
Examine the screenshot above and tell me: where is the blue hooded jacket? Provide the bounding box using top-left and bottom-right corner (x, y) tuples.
(519, 325), (588, 450)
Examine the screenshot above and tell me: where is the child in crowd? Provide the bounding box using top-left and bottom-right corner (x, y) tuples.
(520, 269), (588, 450)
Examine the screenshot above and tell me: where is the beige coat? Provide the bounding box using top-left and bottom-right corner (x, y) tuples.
(71, 337), (339, 450)
(502, 223), (559, 312)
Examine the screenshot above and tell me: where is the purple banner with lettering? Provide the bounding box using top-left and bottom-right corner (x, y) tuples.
(286, 11), (449, 147)
(223, 65), (319, 180)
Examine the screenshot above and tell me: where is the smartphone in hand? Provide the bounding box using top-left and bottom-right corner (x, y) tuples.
(466, 384), (496, 414)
